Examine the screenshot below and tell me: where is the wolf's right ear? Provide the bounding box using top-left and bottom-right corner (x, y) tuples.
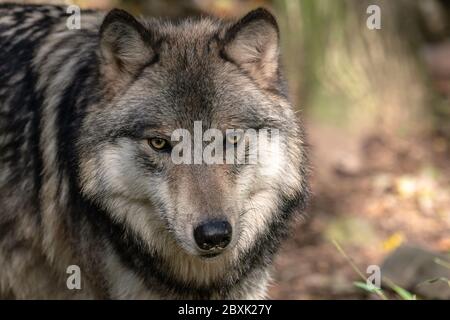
(221, 8), (280, 90)
(99, 9), (156, 90)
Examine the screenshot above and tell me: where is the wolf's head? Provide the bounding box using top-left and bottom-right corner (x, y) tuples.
(77, 8), (309, 292)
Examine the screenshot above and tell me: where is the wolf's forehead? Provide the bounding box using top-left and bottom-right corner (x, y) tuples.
(124, 71), (269, 133)
(146, 18), (223, 44)
(125, 18), (277, 128)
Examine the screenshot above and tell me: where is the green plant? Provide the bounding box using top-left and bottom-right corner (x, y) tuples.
(332, 239), (418, 300)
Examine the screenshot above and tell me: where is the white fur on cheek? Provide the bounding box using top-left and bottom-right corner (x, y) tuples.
(235, 133), (303, 252)
(100, 140), (148, 199)
(234, 136), (282, 252)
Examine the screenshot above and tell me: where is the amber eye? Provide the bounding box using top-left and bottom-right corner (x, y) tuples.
(226, 132), (243, 145)
(148, 138), (169, 151)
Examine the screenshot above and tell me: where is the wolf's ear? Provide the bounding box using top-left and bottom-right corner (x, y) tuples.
(222, 8), (280, 90)
(99, 9), (156, 86)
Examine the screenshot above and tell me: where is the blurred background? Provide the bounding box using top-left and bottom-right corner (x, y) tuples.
(16, 0), (450, 299)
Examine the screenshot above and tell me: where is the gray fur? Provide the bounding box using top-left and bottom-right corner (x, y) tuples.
(0, 3), (309, 299)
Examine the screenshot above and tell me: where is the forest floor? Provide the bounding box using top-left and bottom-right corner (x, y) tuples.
(269, 122), (450, 299)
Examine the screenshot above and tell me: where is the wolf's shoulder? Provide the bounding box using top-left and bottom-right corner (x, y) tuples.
(0, 3), (101, 38)
(0, 3), (68, 24)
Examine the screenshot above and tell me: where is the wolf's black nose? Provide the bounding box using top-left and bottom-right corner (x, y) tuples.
(194, 220), (232, 251)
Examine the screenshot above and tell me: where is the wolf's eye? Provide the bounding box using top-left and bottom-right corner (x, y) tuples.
(148, 138), (170, 151)
(226, 133), (242, 145)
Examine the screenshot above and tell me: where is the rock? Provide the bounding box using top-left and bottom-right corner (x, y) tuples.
(381, 245), (450, 299)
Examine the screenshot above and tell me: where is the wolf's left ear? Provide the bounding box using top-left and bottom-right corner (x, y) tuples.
(221, 8), (280, 90)
(99, 9), (156, 90)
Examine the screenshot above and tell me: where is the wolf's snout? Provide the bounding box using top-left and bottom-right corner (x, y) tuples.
(193, 220), (232, 252)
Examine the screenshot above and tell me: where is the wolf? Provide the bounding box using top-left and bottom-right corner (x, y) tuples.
(0, 3), (309, 299)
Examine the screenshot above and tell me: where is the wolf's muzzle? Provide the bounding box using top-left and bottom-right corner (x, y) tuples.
(193, 219), (232, 254)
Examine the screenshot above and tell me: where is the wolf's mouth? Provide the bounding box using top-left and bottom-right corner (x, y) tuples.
(200, 252), (222, 259)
